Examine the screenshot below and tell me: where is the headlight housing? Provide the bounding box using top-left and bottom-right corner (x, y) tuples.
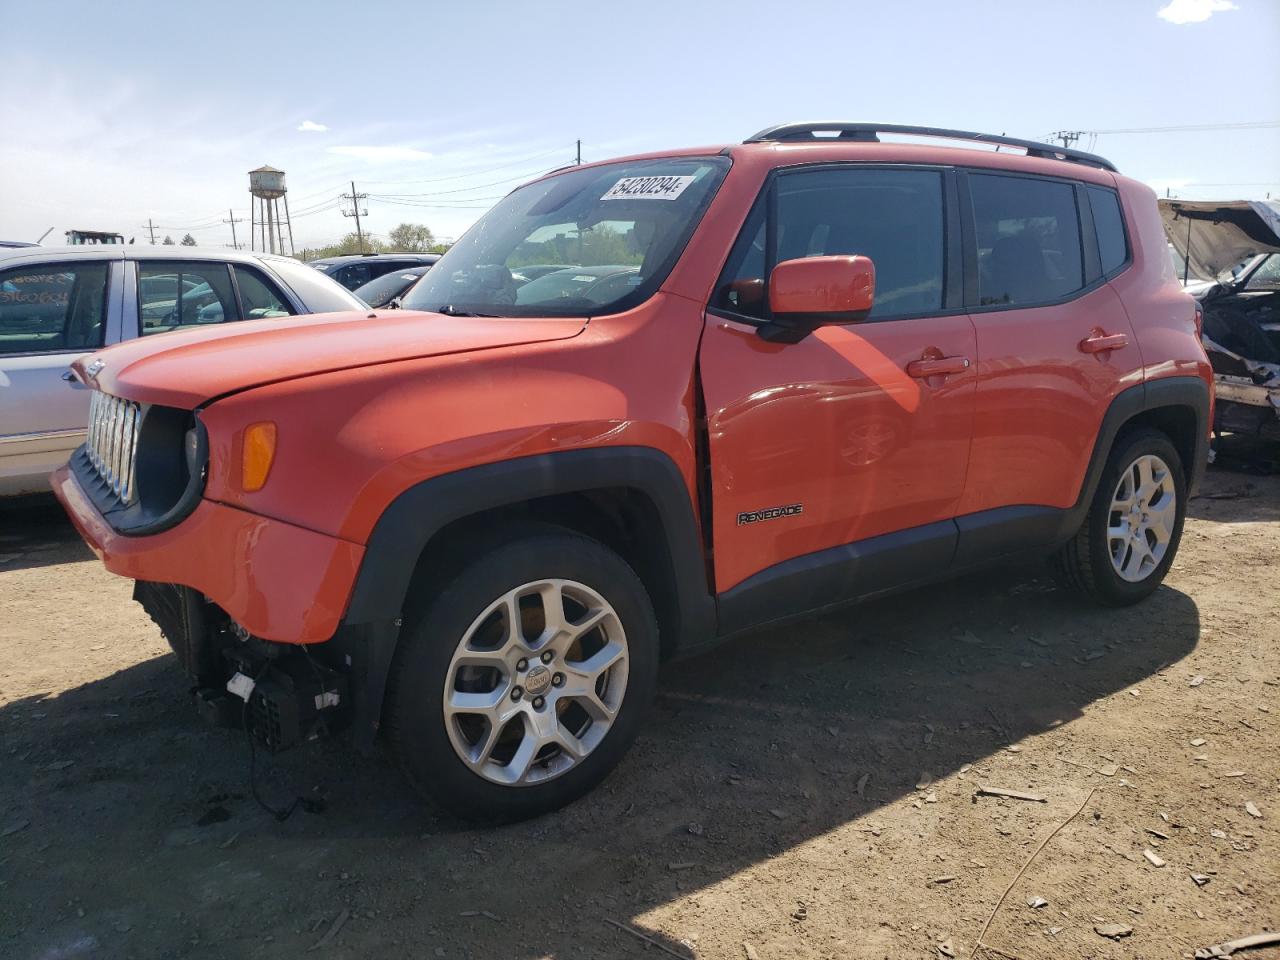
(75, 393), (208, 535)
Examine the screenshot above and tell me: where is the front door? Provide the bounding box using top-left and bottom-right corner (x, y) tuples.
(699, 165), (977, 624)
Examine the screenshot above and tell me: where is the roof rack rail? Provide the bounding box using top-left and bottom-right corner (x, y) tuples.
(744, 122), (1118, 172)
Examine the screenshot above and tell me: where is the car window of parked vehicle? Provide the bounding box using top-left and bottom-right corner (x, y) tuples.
(264, 257), (366, 314)
(969, 174), (1084, 306)
(713, 167), (945, 321)
(1245, 253), (1280, 290)
(335, 264), (372, 290)
(138, 262), (237, 335)
(0, 262), (109, 356)
(400, 156), (730, 318)
(234, 266), (294, 319)
(1087, 186), (1128, 276)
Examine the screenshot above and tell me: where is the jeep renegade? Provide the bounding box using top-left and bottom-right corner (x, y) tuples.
(53, 123), (1213, 821)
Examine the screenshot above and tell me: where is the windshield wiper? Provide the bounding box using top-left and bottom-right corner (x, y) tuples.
(436, 304), (499, 318)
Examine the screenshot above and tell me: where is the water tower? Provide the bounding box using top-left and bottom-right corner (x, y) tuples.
(248, 165), (294, 256)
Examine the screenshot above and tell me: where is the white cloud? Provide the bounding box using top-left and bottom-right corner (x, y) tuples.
(326, 145), (433, 163)
(297, 120), (328, 132)
(1157, 0), (1238, 24)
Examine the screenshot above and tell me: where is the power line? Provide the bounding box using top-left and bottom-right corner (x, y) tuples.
(366, 164), (564, 200)
(1091, 120), (1280, 135)
(359, 146), (569, 185)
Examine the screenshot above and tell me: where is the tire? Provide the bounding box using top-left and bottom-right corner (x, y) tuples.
(385, 531), (659, 821)
(1051, 427), (1187, 606)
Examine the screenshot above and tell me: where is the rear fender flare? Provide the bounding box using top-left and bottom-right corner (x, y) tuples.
(1058, 375), (1210, 541)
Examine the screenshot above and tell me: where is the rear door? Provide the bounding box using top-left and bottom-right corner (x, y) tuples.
(0, 256), (122, 493)
(956, 171), (1143, 551)
(699, 165), (977, 617)
(134, 260), (240, 336)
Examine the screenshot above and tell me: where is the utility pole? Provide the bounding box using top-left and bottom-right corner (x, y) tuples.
(575, 139), (582, 165)
(1052, 130), (1083, 149)
(144, 219), (157, 245)
(223, 208), (245, 250)
(342, 181), (368, 253)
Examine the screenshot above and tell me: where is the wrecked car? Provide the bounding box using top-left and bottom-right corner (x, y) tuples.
(1162, 199), (1280, 442)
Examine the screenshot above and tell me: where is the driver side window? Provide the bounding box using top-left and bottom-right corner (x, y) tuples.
(138, 262), (237, 336)
(713, 167), (946, 322)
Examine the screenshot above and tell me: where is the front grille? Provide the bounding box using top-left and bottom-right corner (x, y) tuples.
(86, 391), (142, 503)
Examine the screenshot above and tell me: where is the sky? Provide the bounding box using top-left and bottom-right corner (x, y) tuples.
(1, 0), (1277, 252)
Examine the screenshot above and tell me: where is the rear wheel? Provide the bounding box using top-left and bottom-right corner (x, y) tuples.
(386, 532), (658, 821)
(1052, 428), (1186, 606)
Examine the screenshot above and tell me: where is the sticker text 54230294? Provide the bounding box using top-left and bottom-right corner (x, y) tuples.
(601, 175), (695, 202)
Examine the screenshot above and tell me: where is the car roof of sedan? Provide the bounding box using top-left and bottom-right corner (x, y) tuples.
(0, 245), (302, 266)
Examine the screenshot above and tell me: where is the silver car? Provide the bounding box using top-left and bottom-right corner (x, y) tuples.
(0, 246), (364, 496)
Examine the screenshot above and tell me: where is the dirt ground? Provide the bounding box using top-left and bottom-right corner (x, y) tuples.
(1, 455), (1276, 960)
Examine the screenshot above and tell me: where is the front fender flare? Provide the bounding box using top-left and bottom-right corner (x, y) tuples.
(336, 446), (714, 748)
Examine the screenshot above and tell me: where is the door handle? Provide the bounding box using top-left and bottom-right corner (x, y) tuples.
(1079, 332), (1129, 354)
(906, 356), (971, 378)
(61, 370), (77, 382)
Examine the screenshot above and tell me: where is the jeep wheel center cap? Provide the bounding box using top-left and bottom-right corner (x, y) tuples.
(524, 664), (552, 696)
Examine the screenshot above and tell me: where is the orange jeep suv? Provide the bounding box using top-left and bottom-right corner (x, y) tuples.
(54, 123), (1212, 820)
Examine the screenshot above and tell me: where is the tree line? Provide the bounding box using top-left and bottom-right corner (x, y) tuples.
(296, 223), (450, 262)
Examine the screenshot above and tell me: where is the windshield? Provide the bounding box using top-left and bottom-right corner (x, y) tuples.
(401, 156), (729, 317)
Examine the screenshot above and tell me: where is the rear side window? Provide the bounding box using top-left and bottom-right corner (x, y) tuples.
(969, 174), (1083, 306)
(1087, 186), (1128, 276)
(0, 262), (109, 355)
(335, 264), (371, 290)
(138, 262), (237, 335)
(265, 257), (365, 313)
(234, 266), (294, 319)
(715, 167), (946, 320)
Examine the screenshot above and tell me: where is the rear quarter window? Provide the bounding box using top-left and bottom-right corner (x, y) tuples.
(1087, 186), (1129, 276)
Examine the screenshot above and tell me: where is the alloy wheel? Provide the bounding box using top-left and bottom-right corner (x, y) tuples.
(1107, 453), (1177, 583)
(442, 578), (628, 786)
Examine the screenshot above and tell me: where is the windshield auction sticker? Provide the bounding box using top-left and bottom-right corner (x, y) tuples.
(601, 175), (695, 201)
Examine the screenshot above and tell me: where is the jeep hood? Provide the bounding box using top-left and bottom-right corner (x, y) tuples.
(1160, 198), (1280, 280)
(75, 309), (586, 407)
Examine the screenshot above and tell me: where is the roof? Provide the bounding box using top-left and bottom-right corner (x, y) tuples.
(248, 164), (284, 174)
(744, 122), (1116, 171)
(308, 253), (440, 265)
(525, 124), (1123, 193)
(0, 245), (304, 266)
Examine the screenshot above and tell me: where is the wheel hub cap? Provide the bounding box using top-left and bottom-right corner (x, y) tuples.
(524, 664), (552, 697)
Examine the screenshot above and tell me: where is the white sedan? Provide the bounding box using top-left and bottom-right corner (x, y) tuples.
(0, 246), (364, 496)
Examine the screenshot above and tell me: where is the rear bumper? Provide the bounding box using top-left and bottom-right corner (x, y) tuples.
(51, 463), (364, 643)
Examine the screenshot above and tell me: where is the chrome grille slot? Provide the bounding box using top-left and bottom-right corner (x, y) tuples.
(86, 392), (142, 504)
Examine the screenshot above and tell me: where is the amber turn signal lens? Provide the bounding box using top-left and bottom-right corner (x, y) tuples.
(241, 422), (277, 492)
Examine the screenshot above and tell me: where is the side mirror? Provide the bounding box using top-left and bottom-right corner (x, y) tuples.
(760, 255), (875, 342)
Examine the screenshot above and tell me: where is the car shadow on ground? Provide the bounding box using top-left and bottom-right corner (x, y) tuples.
(0, 495), (93, 571)
(1, 551), (1201, 959)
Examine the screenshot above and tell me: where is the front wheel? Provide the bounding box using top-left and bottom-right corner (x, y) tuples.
(1051, 428), (1187, 606)
(385, 531), (659, 821)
